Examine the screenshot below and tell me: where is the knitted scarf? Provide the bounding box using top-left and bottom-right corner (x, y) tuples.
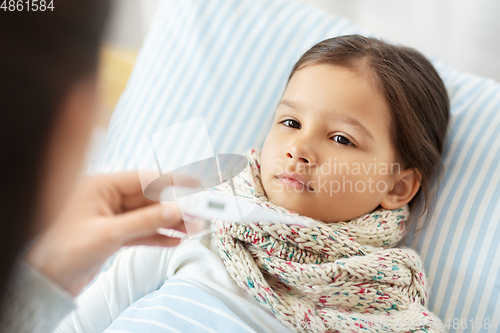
(210, 149), (444, 332)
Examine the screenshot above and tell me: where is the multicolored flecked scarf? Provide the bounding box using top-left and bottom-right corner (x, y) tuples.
(210, 149), (444, 332)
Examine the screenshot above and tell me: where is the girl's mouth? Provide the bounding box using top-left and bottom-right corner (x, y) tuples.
(276, 173), (314, 192)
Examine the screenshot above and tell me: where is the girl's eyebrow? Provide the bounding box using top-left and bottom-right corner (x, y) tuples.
(278, 99), (375, 141)
(336, 116), (375, 141)
(278, 99), (302, 110)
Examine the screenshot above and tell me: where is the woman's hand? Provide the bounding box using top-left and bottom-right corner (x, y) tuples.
(25, 171), (197, 298)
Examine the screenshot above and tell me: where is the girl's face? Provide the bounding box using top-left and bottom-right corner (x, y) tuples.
(261, 64), (401, 222)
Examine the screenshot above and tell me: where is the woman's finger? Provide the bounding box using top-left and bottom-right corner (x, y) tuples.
(108, 171), (201, 198)
(107, 170), (151, 197)
(109, 202), (185, 244)
(108, 171), (201, 212)
(120, 193), (158, 212)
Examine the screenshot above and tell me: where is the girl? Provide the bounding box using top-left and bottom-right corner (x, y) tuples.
(57, 35), (449, 332)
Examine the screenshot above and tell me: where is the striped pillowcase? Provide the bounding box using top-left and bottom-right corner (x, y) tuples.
(90, 0), (500, 331)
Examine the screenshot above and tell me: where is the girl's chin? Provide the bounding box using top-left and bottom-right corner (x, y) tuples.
(268, 190), (307, 211)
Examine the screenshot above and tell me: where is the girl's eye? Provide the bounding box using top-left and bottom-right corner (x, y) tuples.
(332, 134), (355, 147)
(280, 119), (301, 129)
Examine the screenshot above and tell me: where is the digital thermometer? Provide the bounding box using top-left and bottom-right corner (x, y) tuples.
(160, 187), (311, 226)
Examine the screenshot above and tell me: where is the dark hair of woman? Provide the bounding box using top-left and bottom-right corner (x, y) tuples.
(288, 35), (450, 234)
(0, 1), (111, 301)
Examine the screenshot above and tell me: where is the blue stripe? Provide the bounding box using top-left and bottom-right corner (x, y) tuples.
(137, 0), (251, 165)
(178, 0), (278, 160)
(433, 104), (500, 315)
(477, 249), (500, 333)
(107, 1), (210, 170)
(108, 319), (179, 333)
(441, 81), (493, 161)
(105, 279), (256, 333)
(138, 0), (241, 159)
(416, 87), (498, 255)
(459, 181), (500, 329)
(133, 0), (228, 170)
(124, 1), (209, 169)
(101, 1), (186, 171)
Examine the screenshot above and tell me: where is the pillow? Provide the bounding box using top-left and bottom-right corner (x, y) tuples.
(89, 0), (500, 331)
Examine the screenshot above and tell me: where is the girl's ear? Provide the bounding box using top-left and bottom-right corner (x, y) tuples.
(380, 168), (421, 210)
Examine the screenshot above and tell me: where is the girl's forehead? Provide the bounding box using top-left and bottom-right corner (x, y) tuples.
(284, 65), (389, 119)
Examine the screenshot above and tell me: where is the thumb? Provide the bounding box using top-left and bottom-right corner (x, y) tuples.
(110, 202), (186, 244)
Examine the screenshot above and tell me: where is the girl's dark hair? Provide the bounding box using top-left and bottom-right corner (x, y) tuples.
(0, 1), (110, 301)
(289, 35), (450, 228)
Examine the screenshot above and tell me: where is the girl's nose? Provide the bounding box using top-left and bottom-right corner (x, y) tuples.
(285, 141), (316, 165)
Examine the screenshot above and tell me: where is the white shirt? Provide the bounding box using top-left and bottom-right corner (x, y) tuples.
(54, 230), (292, 333)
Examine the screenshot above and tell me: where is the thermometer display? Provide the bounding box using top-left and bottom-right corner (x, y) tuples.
(208, 201), (225, 210)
